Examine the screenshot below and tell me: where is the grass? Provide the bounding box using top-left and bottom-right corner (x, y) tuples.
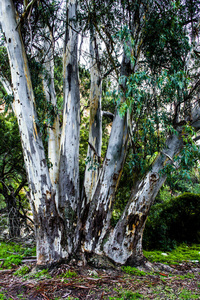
(31, 269), (51, 279)
(14, 265), (31, 276)
(2, 254), (23, 268)
(121, 266), (147, 276)
(0, 242), (200, 299)
(58, 270), (77, 278)
(143, 243), (200, 264)
(178, 289), (200, 299)
(109, 290), (143, 299)
(0, 242), (36, 259)
(0, 293), (6, 300)
(0, 241), (36, 269)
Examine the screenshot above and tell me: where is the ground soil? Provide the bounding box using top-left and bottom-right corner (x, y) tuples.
(0, 260), (200, 299)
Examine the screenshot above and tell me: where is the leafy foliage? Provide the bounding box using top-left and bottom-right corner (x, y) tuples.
(143, 193), (200, 250)
(2, 255), (23, 269)
(142, 2), (190, 72)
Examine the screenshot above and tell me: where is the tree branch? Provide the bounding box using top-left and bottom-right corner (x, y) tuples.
(102, 111), (114, 121)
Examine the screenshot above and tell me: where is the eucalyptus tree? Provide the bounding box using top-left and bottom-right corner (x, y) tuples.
(103, 0), (200, 265)
(0, 0), (200, 266)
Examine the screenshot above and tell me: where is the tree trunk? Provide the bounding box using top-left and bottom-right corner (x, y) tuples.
(5, 192), (21, 238)
(0, 0), (68, 264)
(0, 75), (12, 96)
(59, 0), (80, 253)
(42, 26), (60, 206)
(80, 54), (130, 254)
(83, 32), (102, 204)
(104, 133), (183, 265)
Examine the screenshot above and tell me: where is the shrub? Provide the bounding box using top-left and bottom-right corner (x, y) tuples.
(143, 193), (200, 250)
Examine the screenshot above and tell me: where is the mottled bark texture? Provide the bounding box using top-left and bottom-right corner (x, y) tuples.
(83, 32), (102, 204)
(59, 0), (80, 253)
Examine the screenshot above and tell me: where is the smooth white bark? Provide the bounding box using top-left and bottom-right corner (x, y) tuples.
(42, 27), (60, 206)
(59, 0), (80, 252)
(83, 33), (102, 203)
(0, 75), (12, 95)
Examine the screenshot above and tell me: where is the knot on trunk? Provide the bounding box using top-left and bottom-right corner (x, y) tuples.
(149, 172), (159, 185)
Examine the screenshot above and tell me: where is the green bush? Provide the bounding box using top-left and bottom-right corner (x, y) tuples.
(143, 193), (200, 250)
(2, 254), (22, 268)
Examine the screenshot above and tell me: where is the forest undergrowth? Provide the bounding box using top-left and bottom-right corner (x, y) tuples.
(0, 241), (200, 299)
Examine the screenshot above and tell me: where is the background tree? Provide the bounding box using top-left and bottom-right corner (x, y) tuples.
(0, 112), (31, 238)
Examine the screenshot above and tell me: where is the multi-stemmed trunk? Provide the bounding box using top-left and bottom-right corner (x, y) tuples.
(1, 0), (199, 268)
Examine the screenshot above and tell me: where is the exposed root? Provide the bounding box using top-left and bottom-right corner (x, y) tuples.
(86, 253), (117, 269)
(138, 260), (179, 274)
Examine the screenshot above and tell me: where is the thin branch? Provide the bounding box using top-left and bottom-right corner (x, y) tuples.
(102, 111), (114, 121)
(88, 142), (101, 163)
(193, 135), (200, 142)
(16, 0), (38, 29)
(14, 179), (27, 197)
(184, 79), (200, 102)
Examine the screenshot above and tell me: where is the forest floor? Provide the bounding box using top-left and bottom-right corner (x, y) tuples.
(0, 259), (200, 299)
